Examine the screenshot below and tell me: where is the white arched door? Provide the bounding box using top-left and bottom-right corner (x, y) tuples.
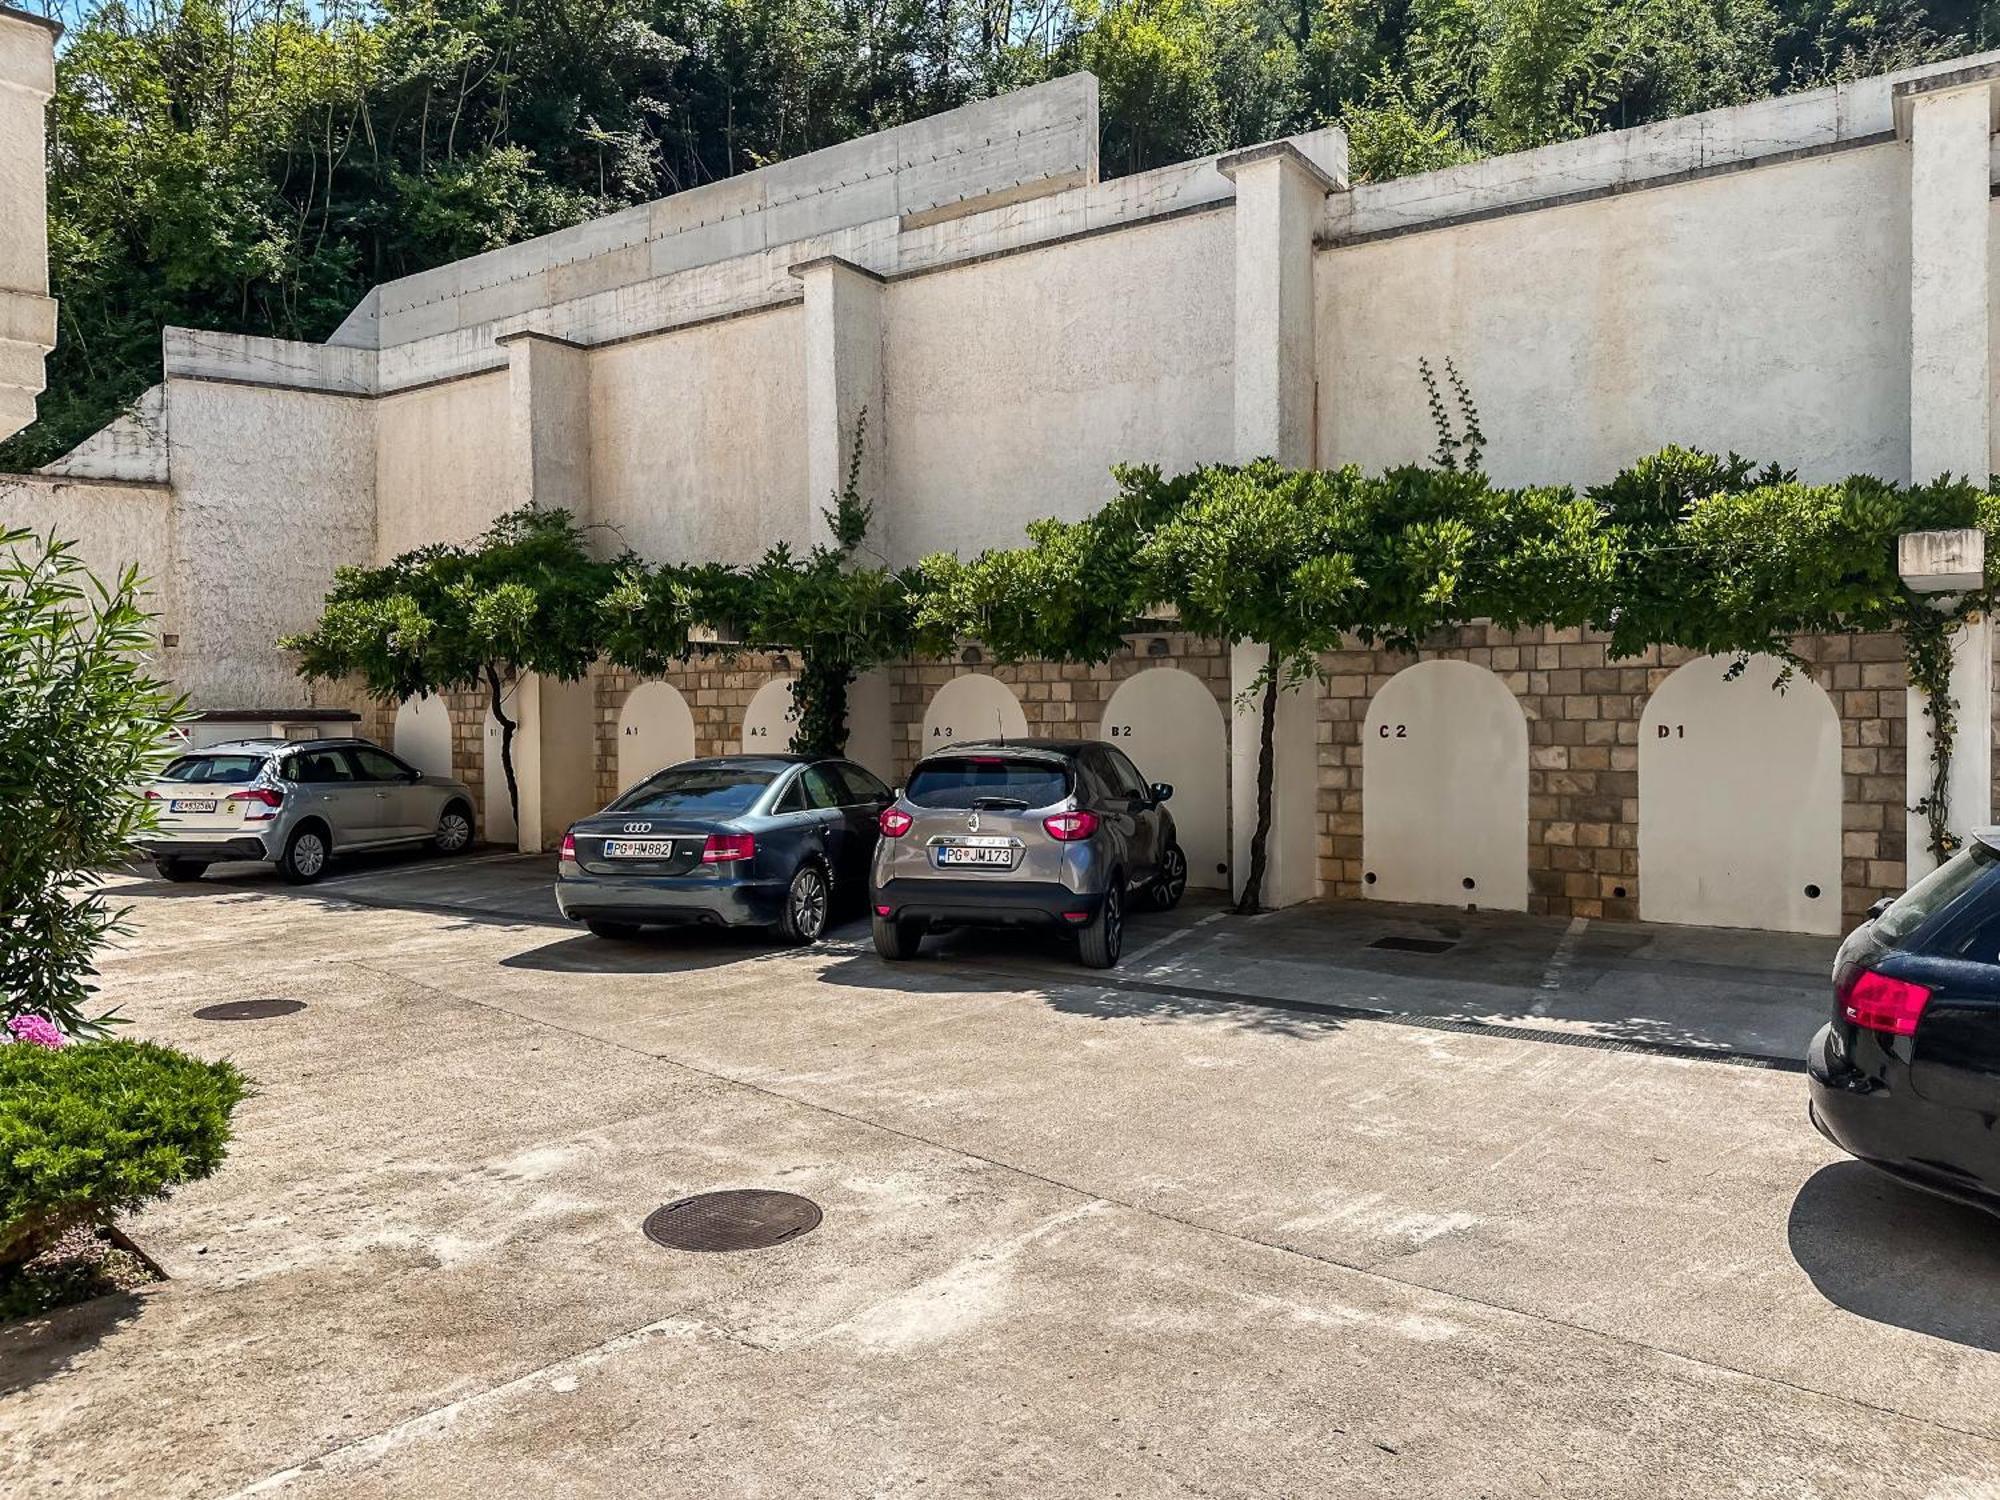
(617, 681), (696, 793)
(922, 673), (1028, 750)
(742, 676), (800, 752)
(1102, 669), (1229, 889)
(846, 669), (896, 782)
(394, 695), (453, 779)
(1363, 659), (1529, 911)
(1640, 654), (1842, 935)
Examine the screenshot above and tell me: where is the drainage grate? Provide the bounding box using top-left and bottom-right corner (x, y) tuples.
(643, 1190), (822, 1253)
(193, 998), (307, 1022)
(1368, 936), (1458, 955)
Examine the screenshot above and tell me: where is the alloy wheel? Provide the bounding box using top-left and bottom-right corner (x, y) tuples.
(793, 868), (828, 939)
(438, 811), (472, 851)
(1105, 888), (1122, 960)
(1161, 847), (1187, 905)
(294, 833), (326, 878)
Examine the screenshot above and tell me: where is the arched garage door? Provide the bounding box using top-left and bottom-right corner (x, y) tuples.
(1363, 659), (1529, 911)
(617, 681), (696, 793)
(922, 673), (1028, 750)
(394, 695), (453, 779)
(1640, 654), (1841, 935)
(742, 676), (800, 752)
(1103, 668), (1229, 889)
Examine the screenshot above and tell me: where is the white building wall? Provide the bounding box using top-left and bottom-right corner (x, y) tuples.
(375, 371), (511, 558)
(1317, 145), (1914, 485)
(0, 475), (173, 616)
(589, 308), (809, 563)
(882, 210), (1235, 560)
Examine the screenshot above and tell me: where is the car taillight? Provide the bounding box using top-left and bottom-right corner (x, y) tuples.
(1839, 969), (1933, 1036)
(559, 832), (577, 861)
(1042, 810), (1099, 842)
(228, 787), (283, 808)
(703, 833), (756, 863)
(879, 807), (913, 838)
(143, 789), (160, 801)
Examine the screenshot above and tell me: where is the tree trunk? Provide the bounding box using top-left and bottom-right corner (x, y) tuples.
(483, 662), (520, 836)
(1237, 645), (1280, 915)
(793, 654), (855, 759)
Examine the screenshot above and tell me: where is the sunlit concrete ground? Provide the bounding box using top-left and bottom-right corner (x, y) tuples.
(5, 852), (1997, 1498)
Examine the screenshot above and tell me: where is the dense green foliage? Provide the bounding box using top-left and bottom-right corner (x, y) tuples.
(6, 0), (1989, 469)
(1, 528), (184, 1034)
(0, 1039), (248, 1270)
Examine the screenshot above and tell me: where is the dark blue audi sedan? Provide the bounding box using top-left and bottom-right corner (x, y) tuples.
(556, 754), (894, 943)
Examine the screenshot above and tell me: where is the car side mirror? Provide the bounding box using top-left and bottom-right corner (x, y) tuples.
(1150, 782), (1174, 804)
(407, 769), (424, 783)
(1867, 896), (1894, 921)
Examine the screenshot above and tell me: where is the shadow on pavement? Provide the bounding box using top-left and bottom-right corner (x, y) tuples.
(1788, 1161), (2000, 1353)
(0, 1291), (145, 1397)
(504, 919), (869, 974)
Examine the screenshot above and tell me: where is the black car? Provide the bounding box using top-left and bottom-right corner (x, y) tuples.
(1810, 831), (2000, 1216)
(556, 754), (893, 943)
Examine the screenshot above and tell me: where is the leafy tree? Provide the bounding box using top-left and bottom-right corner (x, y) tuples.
(282, 506), (615, 827)
(0, 528), (185, 1035)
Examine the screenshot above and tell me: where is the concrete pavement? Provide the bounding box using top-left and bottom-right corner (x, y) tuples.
(4, 861), (1998, 1497)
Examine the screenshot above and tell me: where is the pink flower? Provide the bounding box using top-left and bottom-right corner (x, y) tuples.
(6, 1015), (64, 1049)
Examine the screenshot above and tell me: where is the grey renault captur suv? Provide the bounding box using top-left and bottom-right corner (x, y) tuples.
(140, 737), (477, 884)
(868, 739), (1188, 968)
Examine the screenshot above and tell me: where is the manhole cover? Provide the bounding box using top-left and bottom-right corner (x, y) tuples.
(643, 1190), (822, 1253)
(193, 998), (307, 1021)
(1368, 936), (1457, 955)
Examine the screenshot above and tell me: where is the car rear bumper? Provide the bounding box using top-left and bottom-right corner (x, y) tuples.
(872, 876), (1105, 928)
(556, 869), (788, 928)
(140, 836), (271, 862)
(1807, 1023), (2000, 1216)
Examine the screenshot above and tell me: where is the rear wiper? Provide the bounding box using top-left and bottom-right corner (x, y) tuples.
(970, 795), (1031, 810)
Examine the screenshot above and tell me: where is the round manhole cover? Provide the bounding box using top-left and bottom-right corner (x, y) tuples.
(193, 998), (306, 1022)
(643, 1190), (822, 1253)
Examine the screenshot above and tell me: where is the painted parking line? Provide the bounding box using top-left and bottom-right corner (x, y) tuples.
(1126, 908), (1230, 968)
(315, 850), (535, 887)
(1529, 916), (1589, 1015)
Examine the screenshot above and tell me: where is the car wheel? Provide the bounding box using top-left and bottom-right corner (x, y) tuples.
(586, 919), (642, 940)
(433, 802), (474, 854)
(778, 863), (830, 945)
(872, 912), (924, 961)
(279, 826), (330, 884)
(154, 858), (208, 883)
(1078, 884), (1124, 969)
(1151, 843), (1188, 910)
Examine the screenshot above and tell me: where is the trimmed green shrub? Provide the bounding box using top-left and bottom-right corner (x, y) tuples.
(0, 1040), (250, 1271)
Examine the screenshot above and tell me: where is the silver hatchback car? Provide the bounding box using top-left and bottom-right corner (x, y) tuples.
(140, 737), (478, 883)
(868, 739), (1188, 968)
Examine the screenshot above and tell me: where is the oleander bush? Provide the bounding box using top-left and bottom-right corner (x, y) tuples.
(0, 1040), (249, 1272)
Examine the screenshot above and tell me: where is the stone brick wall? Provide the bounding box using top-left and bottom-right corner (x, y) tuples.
(883, 633), (1231, 782)
(594, 654), (797, 808)
(1317, 626), (1908, 927)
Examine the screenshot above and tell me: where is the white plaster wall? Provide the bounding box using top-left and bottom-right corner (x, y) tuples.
(393, 694), (453, 778)
(1102, 668), (1229, 888)
(375, 371), (511, 559)
(1640, 654), (1843, 935)
(590, 308), (809, 564)
(163, 379), (376, 708)
(922, 674), (1028, 748)
(0, 10), (55, 442)
(883, 211), (1234, 562)
(846, 669), (896, 782)
(742, 676), (800, 751)
(1362, 660), (1529, 911)
(1319, 145), (1912, 484)
(0, 477), (173, 619)
(617, 680), (697, 792)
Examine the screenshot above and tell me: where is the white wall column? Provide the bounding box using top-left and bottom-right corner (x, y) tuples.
(498, 330), (594, 518)
(1901, 529), (1992, 878)
(793, 255), (885, 551)
(1901, 67), (1997, 483)
(1218, 143), (1337, 909)
(0, 7), (59, 443)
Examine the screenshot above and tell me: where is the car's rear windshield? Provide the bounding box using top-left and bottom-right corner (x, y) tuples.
(906, 756), (1070, 810)
(1873, 840), (2000, 947)
(158, 754), (265, 785)
(612, 766), (776, 817)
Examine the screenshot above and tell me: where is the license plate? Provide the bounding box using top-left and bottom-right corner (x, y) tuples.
(936, 845), (1014, 867)
(169, 799), (217, 814)
(603, 839), (674, 859)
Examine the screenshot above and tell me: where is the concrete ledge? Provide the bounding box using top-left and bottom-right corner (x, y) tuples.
(1894, 59), (2000, 138)
(164, 328), (379, 396)
(1216, 140), (1344, 195)
(787, 255), (887, 284)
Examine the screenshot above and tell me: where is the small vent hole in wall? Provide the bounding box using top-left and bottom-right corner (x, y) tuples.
(1804, 884), (1822, 899)
(1364, 871), (1377, 885)
(1613, 886), (1627, 899)
(1462, 877), (1476, 891)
